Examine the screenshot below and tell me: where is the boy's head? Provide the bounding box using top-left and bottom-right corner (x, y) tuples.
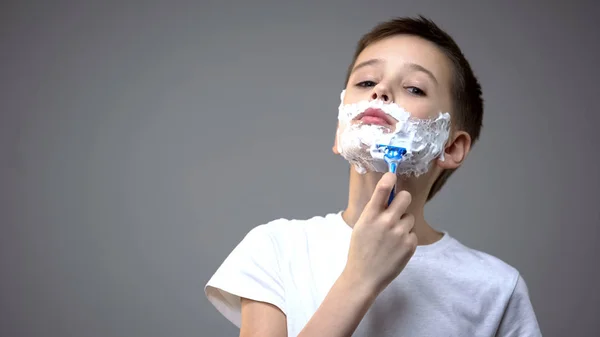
(333, 16), (483, 201)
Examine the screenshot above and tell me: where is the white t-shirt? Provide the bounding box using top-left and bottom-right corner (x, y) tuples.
(205, 212), (542, 336)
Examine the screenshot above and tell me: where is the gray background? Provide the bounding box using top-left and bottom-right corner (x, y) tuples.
(1, 0), (599, 336)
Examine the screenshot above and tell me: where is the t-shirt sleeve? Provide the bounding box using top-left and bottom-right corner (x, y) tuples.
(496, 274), (542, 337)
(204, 224), (286, 327)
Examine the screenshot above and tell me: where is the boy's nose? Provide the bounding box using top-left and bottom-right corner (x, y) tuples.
(371, 87), (393, 102)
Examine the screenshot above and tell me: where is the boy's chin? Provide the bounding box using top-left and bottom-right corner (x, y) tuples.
(342, 151), (439, 179)
(349, 161), (437, 181)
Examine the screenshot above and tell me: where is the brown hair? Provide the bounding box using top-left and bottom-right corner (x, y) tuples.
(344, 16), (484, 201)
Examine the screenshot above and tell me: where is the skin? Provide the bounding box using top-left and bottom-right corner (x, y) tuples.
(239, 35), (473, 337)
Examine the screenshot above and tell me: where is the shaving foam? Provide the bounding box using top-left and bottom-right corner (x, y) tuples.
(336, 90), (451, 176)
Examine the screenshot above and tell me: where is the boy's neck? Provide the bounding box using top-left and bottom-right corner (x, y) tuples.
(341, 167), (444, 246)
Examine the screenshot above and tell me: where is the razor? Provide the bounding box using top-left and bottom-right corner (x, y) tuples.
(370, 130), (412, 205)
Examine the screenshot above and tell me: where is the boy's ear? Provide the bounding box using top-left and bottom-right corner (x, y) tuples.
(437, 131), (471, 169)
(332, 123), (341, 154)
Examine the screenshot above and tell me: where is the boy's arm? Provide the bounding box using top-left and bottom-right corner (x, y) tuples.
(239, 299), (287, 337)
(237, 174), (415, 337)
(240, 271), (377, 337)
(495, 275), (542, 337)
(295, 271), (377, 337)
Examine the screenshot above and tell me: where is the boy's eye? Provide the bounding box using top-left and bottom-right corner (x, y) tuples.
(356, 80), (377, 88)
(406, 86), (426, 96)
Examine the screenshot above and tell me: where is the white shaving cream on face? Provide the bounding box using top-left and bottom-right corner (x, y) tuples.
(336, 90), (451, 176)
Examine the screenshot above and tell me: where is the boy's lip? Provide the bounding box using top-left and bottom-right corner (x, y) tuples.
(354, 108), (396, 128)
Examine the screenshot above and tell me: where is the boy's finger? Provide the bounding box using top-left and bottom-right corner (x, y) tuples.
(387, 190), (412, 216)
(367, 172), (397, 210)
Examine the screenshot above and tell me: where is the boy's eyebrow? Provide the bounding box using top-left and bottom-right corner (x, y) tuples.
(405, 63), (438, 85)
(351, 58), (383, 74)
(351, 59), (439, 85)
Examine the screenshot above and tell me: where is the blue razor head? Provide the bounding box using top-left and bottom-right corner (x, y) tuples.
(386, 146), (406, 174)
(371, 143), (407, 174)
(372, 144), (407, 158)
(383, 145), (407, 161)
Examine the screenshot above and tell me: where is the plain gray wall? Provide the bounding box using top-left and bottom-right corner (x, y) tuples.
(1, 0), (599, 336)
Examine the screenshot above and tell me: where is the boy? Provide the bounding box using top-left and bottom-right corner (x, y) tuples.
(205, 16), (542, 337)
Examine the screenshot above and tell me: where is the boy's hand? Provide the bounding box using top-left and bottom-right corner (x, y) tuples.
(343, 172), (417, 295)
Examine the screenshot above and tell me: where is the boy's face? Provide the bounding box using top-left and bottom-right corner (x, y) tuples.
(342, 34), (454, 129)
(333, 35), (468, 178)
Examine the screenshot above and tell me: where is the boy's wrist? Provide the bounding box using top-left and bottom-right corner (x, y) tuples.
(338, 269), (381, 305)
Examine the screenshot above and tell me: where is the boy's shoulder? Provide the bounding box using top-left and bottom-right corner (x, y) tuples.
(249, 211), (346, 243)
(434, 234), (521, 291)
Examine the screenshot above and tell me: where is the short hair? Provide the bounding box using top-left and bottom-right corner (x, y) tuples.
(344, 16), (484, 201)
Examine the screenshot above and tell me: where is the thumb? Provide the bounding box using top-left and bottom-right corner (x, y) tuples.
(367, 172), (396, 211)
